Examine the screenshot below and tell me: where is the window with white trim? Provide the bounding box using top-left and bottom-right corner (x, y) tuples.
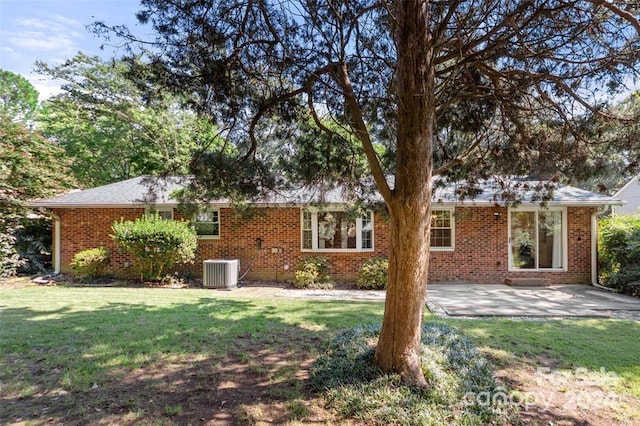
(430, 209), (454, 250)
(302, 210), (373, 251)
(195, 209), (220, 238)
(146, 207), (174, 220)
(509, 208), (565, 270)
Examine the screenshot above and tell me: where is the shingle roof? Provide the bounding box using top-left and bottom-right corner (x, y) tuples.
(432, 180), (622, 206)
(29, 176), (187, 208)
(29, 175), (622, 208)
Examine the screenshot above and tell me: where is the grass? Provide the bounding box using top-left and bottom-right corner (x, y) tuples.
(2, 285), (639, 424)
(0, 286), (384, 424)
(446, 317), (640, 399)
(311, 323), (517, 425)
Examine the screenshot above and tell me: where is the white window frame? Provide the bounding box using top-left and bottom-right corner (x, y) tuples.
(430, 208), (455, 251)
(145, 207), (174, 220)
(507, 207), (567, 271)
(194, 208), (221, 239)
(301, 208), (374, 252)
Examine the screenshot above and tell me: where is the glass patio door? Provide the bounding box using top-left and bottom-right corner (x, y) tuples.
(510, 211), (536, 269)
(509, 209), (564, 270)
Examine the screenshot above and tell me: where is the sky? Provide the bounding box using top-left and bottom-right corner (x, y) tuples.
(0, 0), (144, 100)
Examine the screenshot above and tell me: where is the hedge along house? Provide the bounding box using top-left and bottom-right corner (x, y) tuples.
(30, 175), (622, 285)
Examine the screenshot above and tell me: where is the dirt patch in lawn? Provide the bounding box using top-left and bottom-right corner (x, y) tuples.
(491, 355), (640, 426)
(2, 337), (348, 425)
(0, 276), (36, 289)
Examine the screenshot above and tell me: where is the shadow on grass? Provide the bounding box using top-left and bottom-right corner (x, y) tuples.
(444, 317), (640, 424)
(0, 294), (382, 425)
(446, 317), (640, 389)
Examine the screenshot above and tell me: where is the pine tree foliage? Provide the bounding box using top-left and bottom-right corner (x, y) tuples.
(93, 0), (640, 385)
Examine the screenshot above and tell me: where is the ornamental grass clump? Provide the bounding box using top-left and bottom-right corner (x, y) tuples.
(111, 213), (197, 281)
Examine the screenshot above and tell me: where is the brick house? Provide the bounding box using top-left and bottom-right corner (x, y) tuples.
(30, 176), (621, 285)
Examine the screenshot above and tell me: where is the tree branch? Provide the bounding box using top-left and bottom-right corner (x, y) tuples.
(433, 121), (491, 176)
(589, 0), (640, 35)
(334, 62), (392, 203)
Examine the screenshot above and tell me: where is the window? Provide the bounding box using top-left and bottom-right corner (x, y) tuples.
(195, 209), (220, 238)
(509, 208), (565, 270)
(302, 211), (313, 249)
(302, 209), (373, 251)
(146, 207), (174, 220)
(431, 209), (454, 250)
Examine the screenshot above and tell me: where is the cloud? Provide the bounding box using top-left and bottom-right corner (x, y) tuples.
(30, 77), (64, 101)
(4, 15), (84, 56)
(9, 31), (75, 52)
(0, 2), (142, 101)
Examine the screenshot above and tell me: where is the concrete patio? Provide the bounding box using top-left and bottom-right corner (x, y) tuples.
(425, 283), (640, 320)
(228, 282), (640, 320)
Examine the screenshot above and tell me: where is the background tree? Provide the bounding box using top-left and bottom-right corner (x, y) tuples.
(95, 0), (640, 385)
(36, 54), (224, 187)
(572, 90), (640, 193)
(0, 70), (38, 122)
(0, 69), (74, 276)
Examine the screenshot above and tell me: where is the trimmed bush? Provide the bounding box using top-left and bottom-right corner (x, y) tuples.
(70, 247), (110, 278)
(356, 256), (388, 289)
(110, 214), (197, 281)
(599, 215), (640, 296)
(293, 256), (333, 288)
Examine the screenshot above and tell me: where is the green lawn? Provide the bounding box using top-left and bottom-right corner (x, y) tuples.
(448, 317), (640, 399)
(0, 286), (384, 424)
(2, 285), (639, 424)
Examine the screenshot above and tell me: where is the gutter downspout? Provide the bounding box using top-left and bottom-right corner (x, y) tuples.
(53, 215), (61, 274)
(591, 206), (609, 287)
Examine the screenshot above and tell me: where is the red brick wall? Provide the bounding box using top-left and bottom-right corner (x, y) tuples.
(55, 208), (145, 276)
(428, 206), (595, 284)
(176, 208), (390, 282)
(52, 205), (595, 284)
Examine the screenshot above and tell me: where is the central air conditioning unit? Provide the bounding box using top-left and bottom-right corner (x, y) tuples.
(203, 259), (239, 289)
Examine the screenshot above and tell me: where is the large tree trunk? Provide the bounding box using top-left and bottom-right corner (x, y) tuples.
(373, 0), (434, 387)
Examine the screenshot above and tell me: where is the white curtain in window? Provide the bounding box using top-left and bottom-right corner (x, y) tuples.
(552, 214), (563, 268)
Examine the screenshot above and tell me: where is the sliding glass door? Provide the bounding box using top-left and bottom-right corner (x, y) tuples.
(509, 209), (565, 270)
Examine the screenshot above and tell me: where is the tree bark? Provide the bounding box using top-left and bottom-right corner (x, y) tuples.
(373, 0), (434, 387)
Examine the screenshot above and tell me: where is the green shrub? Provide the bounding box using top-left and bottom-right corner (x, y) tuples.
(110, 213), (197, 281)
(602, 266), (640, 297)
(293, 256), (333, 288)
(311, 322), (516, 425)
(15, 217), (52, 274)
(356, 256), (388, 289)
(70, 247), (110, 278)
(0, 230), (22, 278)
(599, 215), (640, 295)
